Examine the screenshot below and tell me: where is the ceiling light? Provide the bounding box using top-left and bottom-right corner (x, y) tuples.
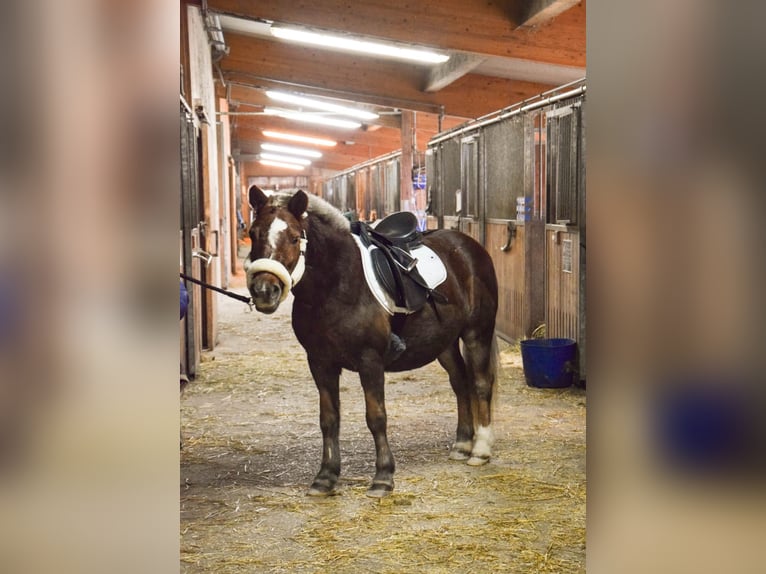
(265, 90), (379, 121)
(270, 25), (450, 64)
(264, 107), (361, 129)
(259, 152), (312, 166)
(259, 159), (305, 171)
(260, 143), (322, 158)
(262, 130), (337, 147)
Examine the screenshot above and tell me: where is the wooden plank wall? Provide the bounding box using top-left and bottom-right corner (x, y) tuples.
(487, 222), (526, 341)
(545, 228), (580, 341)
(460, 219), (481, 243)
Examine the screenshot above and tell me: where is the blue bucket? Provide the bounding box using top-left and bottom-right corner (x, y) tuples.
(520, 338), (579, 388)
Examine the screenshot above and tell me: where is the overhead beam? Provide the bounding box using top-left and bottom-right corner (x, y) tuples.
(218, 81), (403, 130)
(517, 0), (582, 27)
(423, 53), (486, 92)
(234, 123), (404, 156)
(208, 0), (585, 66)
(221, 34), (552, 119)
(231, 110), (465, 173)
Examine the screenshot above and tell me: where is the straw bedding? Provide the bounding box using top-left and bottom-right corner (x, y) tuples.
(181, 290), (585, 573)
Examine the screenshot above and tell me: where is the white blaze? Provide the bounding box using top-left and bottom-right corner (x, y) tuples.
(268, 217), (288, 251)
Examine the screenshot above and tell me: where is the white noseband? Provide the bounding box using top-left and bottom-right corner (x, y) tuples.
(244, 236), (307, 302)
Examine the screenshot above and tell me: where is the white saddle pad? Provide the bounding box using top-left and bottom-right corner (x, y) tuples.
(351, 234), (447, 315)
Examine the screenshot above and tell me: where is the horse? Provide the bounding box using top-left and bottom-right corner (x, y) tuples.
(244, 185), (498, 498)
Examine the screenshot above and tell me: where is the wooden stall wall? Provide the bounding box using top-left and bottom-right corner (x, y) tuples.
(481, 114), (537, 341)
(426, 82), (585, 348)
(180, 101), (203, 378)
(545, 229), (580, 341)
(187, 4), (223, 349)
(486, 222), (526, 341)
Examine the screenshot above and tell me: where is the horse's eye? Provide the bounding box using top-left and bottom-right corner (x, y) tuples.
(291, 237), (299, 245)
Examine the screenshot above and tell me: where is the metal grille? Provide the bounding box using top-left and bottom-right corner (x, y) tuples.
(546, 105), (581, 225)
(369, 164), (383, 218)
(345, 173), (356, 212)
(425, 150), (437, 215)
(324, 180), (334, 206)
(384, 159), (400, 216)
(483, 116), (525, 219)
(461, 137), (479, 217)
(439, 138), (461, 216)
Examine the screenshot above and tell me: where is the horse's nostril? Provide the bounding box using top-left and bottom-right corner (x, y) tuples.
(256, 282), (280, 299)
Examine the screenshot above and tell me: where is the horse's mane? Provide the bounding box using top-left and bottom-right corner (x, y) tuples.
(269, 190), (351, 233)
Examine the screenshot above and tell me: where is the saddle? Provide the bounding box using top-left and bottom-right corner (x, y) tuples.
(351, 212), (448, 315)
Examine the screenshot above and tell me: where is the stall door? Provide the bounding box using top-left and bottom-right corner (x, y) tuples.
(180, 101), (204, 378)
(544, 102), (585, 373)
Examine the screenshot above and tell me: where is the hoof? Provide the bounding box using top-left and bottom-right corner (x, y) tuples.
(449, 449), (470, 461)
(307, 480), (338, 497)
(466, 455), (490, 466)
(366, 482), (394, 498)
(307, 486), (337, 497)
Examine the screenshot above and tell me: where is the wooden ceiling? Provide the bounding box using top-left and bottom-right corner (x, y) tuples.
(205, 0), (586, 178)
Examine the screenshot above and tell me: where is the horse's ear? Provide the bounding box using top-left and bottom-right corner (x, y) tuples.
(248, 185), (269, 211)
(288, 189), (309, 219)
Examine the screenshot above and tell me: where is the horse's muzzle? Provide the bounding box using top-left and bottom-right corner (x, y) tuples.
(248, 273), (284, 314)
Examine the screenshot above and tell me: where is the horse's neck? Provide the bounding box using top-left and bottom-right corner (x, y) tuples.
(297, 217), (355, 293)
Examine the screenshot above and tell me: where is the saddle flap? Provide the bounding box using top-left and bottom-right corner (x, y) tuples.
(370, 248), (397, 298)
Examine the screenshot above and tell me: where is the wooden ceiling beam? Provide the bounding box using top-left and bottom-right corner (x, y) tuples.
(517, 0), (582, 27)
(208, 0), (585, 66)
(221, 34), (552, 119)
(234, 123), (403, 153)
(235, 136), (402, 163)
(219, 82), (403, 130)
(423, 54), (486, 93)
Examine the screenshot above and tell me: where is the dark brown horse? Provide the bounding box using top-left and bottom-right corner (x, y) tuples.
(245, 186), (498, 497)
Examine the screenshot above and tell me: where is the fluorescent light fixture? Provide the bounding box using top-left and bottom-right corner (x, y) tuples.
(259, 152), (312, 166)
(264, 107), (361, 129)
(262, 130), (337, 147)
(259, 159), (305, 171)
(270, 26), (449, 64)
(265, 90), (379, 121)
(260, 143), (322, 158)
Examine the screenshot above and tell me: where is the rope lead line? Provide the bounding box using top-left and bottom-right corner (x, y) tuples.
(180, 273), (253, 308)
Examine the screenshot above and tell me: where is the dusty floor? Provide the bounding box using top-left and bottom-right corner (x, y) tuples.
(181, 275), (586, 573)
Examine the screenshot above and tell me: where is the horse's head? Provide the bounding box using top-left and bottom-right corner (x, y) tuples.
(244, 186), (309, 314)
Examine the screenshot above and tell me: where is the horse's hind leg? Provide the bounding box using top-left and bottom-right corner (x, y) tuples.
(307, 359), (342, 496)
(438, 340), (475, 461)
(462, 331), (497, 466)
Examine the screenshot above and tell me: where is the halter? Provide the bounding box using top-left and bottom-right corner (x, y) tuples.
(244, 231), (307, 302)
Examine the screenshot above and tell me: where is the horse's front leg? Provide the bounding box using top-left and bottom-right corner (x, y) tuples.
(359, 360), (395, 497)
(307, 358), (342, 496)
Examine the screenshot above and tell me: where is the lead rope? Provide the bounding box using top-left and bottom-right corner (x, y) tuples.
(179, 272), (254, 310)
